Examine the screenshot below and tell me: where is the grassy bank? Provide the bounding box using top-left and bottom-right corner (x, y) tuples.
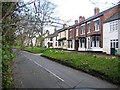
(24, 46), (48, 53)
(13, 46), (120, 84)
(41, 49), (120, 84)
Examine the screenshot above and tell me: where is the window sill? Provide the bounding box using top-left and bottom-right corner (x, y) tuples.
(94, 30), (99, 32)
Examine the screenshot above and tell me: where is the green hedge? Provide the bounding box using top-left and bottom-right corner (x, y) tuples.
(42, 49), (120, 84)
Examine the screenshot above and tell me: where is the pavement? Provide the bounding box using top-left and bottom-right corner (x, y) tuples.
(12, 49), (119, 89)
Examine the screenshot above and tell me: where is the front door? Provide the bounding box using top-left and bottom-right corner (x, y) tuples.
(75, 40), (79, 50)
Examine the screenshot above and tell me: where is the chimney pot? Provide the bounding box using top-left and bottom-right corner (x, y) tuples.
(75, 20), (78, 24)
(94, 7), (100, 15)
(79, 16), (85, 23)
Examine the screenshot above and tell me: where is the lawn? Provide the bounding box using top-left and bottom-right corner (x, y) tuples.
(41, 49), (120, 84)
(24, 46), (48, 53)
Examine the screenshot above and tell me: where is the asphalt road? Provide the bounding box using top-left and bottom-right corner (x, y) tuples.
(12, 49), (119, 89)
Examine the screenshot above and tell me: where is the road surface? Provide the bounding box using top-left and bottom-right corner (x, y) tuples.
(12, 49), (119, 89)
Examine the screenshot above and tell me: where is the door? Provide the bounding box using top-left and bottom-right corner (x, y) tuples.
(75, 40), (79, 50)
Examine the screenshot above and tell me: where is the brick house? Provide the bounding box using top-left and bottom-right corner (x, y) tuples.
(68, 3), (120, 52)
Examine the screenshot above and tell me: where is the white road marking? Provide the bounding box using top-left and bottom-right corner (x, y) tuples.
(23, 53), (64, 82)
(33, 61), (64, 82)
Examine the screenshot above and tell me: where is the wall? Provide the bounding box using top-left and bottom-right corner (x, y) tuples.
(103, 19), (119, 54)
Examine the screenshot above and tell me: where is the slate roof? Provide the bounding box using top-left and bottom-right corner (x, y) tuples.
(104, 11), (120, 23)
(46, 28), (66, 38)
(68, 3), (120, 29)
(46, 3), (120, 38)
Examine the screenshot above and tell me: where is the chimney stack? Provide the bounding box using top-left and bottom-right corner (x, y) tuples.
(63, 24), (67, 28)
(75, 20), (78, 24)
(79, 16), (85, 23)
(94, 7), (100, 15)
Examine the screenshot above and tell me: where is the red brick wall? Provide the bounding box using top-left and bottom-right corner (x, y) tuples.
(104, 5), (120, 21)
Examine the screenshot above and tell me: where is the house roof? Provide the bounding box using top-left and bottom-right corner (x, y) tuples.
(104, 11), (120, 23)
(46, 28), (65, 38)
(68, 4), (120, 29)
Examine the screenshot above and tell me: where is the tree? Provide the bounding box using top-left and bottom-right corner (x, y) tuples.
(14, 0), (58, 47)
(1, 2), (18, 88)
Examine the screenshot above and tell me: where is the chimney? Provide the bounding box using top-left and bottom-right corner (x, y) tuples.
(63, 24), (67, 28)
(75, 20), (78, 24)
(94, 7), (100, 15)
(79, 16), (85, 23)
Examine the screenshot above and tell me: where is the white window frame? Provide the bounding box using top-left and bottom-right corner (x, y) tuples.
(93, 18), (100, 32)
(110, 20), (118, 32)
(81, 24), (85, 35)
(87, 22), (91, 33)
(80, 38), (85, 48)
(92, 36), (100, 48)
(110, 39), (118, 49)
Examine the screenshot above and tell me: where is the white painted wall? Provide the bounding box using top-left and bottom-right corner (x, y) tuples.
(103, 19), (119, 54)
(53, 37), (58, 48)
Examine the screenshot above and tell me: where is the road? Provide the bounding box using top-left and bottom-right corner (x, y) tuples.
(12, 49), (118, 89)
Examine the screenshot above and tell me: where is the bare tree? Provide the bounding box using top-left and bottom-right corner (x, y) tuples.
(14, 0), (60, 47)
(32, 0), (57, 47)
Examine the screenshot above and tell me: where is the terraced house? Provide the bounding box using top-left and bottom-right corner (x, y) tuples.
(44, 3), (120, 55)
(67, 4), (120, 54)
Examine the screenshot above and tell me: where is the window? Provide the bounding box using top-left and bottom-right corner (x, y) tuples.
(68, 41), (72, 48)
(81, 25), (85, 34)
(80, 38), (85, 48)
(58, 41), (61, 46)
(94, 20), (99, 31)
(50, 38), (52, 41)
(76, 27), (78, 36)
(110, 20), (118, 31)
(92, 36), (100, 47)
(68, 41), (70, 48)
(55, 42), (57, 46)
(87, 23), (90, 33)
(70, 31), (72, 38)
(110, 39), (118, 48)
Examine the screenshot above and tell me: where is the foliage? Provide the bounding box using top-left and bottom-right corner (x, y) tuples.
(42, 49), (120, 84)
(2, 41), (15, 88)
(2, 2), (18, 88)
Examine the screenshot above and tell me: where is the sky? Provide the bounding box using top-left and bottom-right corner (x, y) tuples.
(50, 0), (119, 24)
(24, 0), (119, 33)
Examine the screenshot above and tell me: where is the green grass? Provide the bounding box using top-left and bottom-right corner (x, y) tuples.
(24, 46), (48, 53)
(13, 46), (120, 84)
(42, 49), (120, 84)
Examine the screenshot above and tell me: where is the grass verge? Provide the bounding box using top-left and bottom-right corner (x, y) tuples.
(41, 49), (120, 85)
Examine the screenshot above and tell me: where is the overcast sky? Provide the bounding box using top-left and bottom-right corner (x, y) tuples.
(50, 0), (119, 24)
(24, 0), (119, 33)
